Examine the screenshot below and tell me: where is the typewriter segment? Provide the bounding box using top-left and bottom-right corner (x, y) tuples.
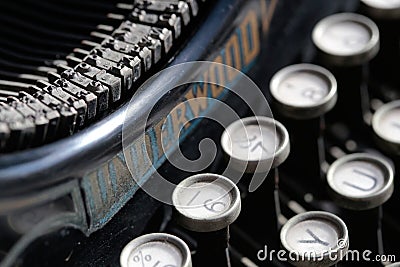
(172, 174), (241, 265)
(372, 100), (400, 155)
(0, 0), (399, 266)
(312, 13), (380, 66)
(280, 211), (349, 267)
(327, 153), (394, 210)
(120, 233), (192, 267)
(269, 64), (338, 120)
(0, 0), (198, 151)
(221, 116), (290, 173)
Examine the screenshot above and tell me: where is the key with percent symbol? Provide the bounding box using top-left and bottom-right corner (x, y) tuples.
(120, 233), (192, 267)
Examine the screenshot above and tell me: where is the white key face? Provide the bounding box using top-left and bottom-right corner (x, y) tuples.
(286, 220), (339, 254)
(276, 71), (330, 107)
(362, 0), (400, 9)
(318, 21), (371, 56)
(375, 107), (400, 143)
(331, 161), (385, 197)
(127, 241), (182, 267)
(225, 124), (278, 162)
(175, 182), (232, 219)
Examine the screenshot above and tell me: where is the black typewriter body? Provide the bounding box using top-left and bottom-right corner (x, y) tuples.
(0, 0), (399, 266)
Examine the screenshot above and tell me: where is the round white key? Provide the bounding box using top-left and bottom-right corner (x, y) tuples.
(372, 100), (400, 155)
(120, 233), (192, 267)
(327, 153), (394, 210)
(221, 116), (290, 173)
(172, 173), (241, 232)
(361, 0), (400, 19)
(312, 13), (380, 66)
(270, 64), (337, 119)
(280, 211), (349, 267)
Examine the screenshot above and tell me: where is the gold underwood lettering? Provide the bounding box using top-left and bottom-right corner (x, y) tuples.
(224, 34), (242, 81)
(130, 134), (152, 178)
(153, 119), (166, 159)
(210, 55), (226, 97)
(241, 11), (260, 66)
(261, 0), (278, 34)
(101, 164), (114, 203)
(170, 102), (190, 135)
(153, 116), (176, 157)
(109, 154), (131, 190)
(185, 84), (208, 117)
(87, 172), (103, 211)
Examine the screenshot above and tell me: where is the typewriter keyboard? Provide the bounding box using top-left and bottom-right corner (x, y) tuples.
(117, 2), (400, 267)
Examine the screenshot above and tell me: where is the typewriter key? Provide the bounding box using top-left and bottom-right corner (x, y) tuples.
(327, 153), (394, 256)
(372, 100), (400, 156)
(221, 116), (290, 174)
(312, 13), (380, 67)
(361, 0), (400, 19)
(387, 263), (400, 267)
(270, 64), (337, 180)
(172, 173), (241, 266)
(280, 211), (349, 267)
(270, 64), (337, 120)
(327, 153), (394, 210)
(312, 13), (380, 127)
(372, 101), (400, 222)
(172, 173), (241, 232)
(120, 233), (192, 267)
(361, 0), (400, 95)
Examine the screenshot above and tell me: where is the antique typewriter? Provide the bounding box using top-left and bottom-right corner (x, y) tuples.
(0, 0), (399, 266)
